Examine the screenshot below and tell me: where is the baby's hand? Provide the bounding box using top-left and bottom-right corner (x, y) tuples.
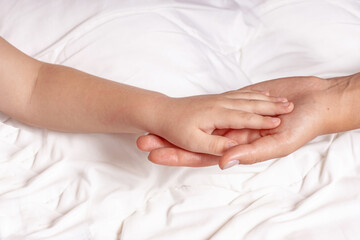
(149, 90), (294, 156)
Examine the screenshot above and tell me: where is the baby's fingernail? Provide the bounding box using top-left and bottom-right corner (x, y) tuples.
(226, 141), (238, 150)
(277, 97), (288, 102)
(282, 102), (290, 106)
(223, 160), (239, 169)
(271, 118), (281, 124)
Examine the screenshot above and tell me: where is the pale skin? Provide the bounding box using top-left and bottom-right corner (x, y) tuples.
(0, 37), (294, 156)
(137, 74), (360, 169)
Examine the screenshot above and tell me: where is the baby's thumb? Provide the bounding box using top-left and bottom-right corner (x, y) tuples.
(193, 130), (238, 156)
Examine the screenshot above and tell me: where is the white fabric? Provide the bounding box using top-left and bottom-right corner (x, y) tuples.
(1, 0), (360, 239)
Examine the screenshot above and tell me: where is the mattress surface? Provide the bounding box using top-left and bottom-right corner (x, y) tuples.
(1, 0), (360, 239)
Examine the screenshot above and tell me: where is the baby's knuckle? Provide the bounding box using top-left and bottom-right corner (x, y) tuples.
(205, 104), (218, 114)
(185, 132), (198, 147)
(262, 116), (272, 123)
(207, 100), (224, 112)
(208, 139), (221, 154)
(214, 96), (226, 104)
(243, 113), (255, 122)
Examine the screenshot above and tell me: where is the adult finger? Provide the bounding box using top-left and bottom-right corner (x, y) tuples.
(219, 134), (290, 169)
(137, 129), (264, 153)
(137, 134), (219, 166)
(136, 134), (173, 152)
(138, 131), (238, 157)
(148, 147), (219, 167)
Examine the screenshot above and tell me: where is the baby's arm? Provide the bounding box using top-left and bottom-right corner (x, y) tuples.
(0, 37), (293, 155)
(0, 37), (166, 134)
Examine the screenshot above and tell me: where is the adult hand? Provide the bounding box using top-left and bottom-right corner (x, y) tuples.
(137, 76), (341, 169)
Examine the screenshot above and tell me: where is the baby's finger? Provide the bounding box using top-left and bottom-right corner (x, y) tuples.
(224, 89), (268, 95)
(223, 129), (262, 145)
(226, 99), (294, 115)
(188, 130), (239, 156)
(224, 91), (288, 102)
(215, 110), (282, 130)
(238, 89), (271, 95)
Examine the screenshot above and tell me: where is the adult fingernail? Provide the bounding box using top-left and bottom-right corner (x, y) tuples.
(223, 160), (239, 169)
(226, 141), (238, 150)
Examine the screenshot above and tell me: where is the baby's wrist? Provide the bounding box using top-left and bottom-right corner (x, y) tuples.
(135, 92), (172, 134)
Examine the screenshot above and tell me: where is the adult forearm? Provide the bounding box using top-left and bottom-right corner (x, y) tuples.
(23, 63), (167, 133)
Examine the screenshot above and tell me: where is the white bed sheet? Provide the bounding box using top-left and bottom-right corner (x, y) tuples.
(1, 0), (360, 239)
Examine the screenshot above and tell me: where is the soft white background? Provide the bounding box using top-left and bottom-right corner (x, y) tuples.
(0, 0), (360, 239)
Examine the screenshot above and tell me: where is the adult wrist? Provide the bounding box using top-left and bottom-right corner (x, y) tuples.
(320, 73), (360, 134)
